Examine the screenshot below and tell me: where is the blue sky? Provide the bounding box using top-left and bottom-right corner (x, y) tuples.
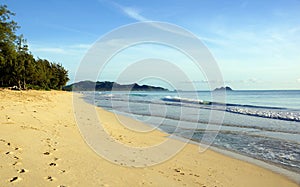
(3, 0), (300, 90)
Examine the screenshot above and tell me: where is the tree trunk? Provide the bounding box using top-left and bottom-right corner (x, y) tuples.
(18, 80), (21, 90)
(23, 78), (26, 90)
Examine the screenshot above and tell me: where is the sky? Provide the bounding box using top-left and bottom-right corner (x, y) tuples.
(2, 0), (300, 90)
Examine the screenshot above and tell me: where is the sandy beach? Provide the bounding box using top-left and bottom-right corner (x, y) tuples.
(0, 90), (299, 187)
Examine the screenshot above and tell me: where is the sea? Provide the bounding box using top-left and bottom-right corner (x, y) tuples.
(81, 90), (300, 173)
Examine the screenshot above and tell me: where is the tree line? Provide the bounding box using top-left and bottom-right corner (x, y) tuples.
(0, 5), (69, 90)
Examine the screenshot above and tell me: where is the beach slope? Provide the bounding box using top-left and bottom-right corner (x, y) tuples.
(0, 90), (298, 186)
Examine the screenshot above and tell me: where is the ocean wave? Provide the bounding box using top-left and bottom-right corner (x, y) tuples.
(188, 131), (300, 173)
(162, 96), (286, 109)
(103, 94), (114, 98)
(89, 91), (300, 173)
(162, 96), (211, 105)
(106, 108), (300, 135)
(129, 93), (148, 97)
(161, 96), (300, 122)
(97, 94), (300, 122)
(226, 107), (300, 122)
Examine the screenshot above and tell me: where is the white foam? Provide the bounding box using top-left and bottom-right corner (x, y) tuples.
(163, 96), (204, 104)
(227, 107), (300, 121)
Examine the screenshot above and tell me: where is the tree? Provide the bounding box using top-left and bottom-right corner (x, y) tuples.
(0, 4), (69, 90)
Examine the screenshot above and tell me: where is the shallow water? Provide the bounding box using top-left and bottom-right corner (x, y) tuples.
(82, 90), (300, 173)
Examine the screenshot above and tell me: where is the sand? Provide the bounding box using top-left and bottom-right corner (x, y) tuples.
(0, 89), (298, 187)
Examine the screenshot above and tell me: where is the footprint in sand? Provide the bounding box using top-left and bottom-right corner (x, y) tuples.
(174, 168), (186, 176)
(12, 161), (22, 166)
(59, 169), (66, 174)
(2, 139), (22, 151)
(45, 176), (55, 181)
(158, 170), (164, 174)
(3, 145), (25, 178)
(5, 115), (14, 124)
(17, 168), (28, 173)
(42, 138), (58, 150)
(43, 151), (51, 155)
(7, 151), (21, 160)
(49, 162), (57, 167)
(9, 176), (21, 183)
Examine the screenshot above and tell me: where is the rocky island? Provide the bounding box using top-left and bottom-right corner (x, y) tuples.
(213, 86), (233, 91)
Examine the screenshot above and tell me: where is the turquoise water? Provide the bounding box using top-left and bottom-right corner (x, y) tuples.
(83, 90), (300, 172)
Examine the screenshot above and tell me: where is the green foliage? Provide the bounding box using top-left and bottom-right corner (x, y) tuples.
(0, 4), (69, 90)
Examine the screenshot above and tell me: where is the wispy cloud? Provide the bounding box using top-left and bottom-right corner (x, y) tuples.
(109, 1), (148, 22)
(180, 80), (208, 84)
(101, 0), (203, 41)
(180, 78), (266, 85)
(122, 7), (148, 22)
(29, 43), (92, 56)
(180, 80), (226, 84)
(70, 44), (92, 49)
(203, 22), (300, 67)
(33, 47), (66, 54)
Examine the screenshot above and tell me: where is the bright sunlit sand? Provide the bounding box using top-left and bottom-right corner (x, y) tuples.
(0, 90), (298, 187)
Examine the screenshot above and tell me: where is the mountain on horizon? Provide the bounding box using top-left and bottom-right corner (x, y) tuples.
(63, 81), (169, 91)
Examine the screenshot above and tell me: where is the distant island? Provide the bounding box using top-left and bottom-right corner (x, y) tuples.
(63, 81), (169, 91)
(213, 86), (233, 91)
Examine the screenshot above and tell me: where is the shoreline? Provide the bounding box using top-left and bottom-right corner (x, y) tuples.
(140, 125), (300, 184)
(76, 92), (300, 184)
(208, 145), (300, 184)
(173, 136), (300, 184)
(0, 89), (298, 186)
(99, 105), (300, 178)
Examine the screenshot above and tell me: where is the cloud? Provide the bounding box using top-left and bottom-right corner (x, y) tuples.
(29, 43), (92, 56)
(180, 80), (208, 84)
(33, 47), (66, 54)
(180, 80), (226, 84)
(108, 1), (148, 22)
(206, 14), (300, 53)
(297, 78), (300, 83)
(70, 44), (91, 49)
(102, 1), (200, 40)
(122, 7), (148, 22)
